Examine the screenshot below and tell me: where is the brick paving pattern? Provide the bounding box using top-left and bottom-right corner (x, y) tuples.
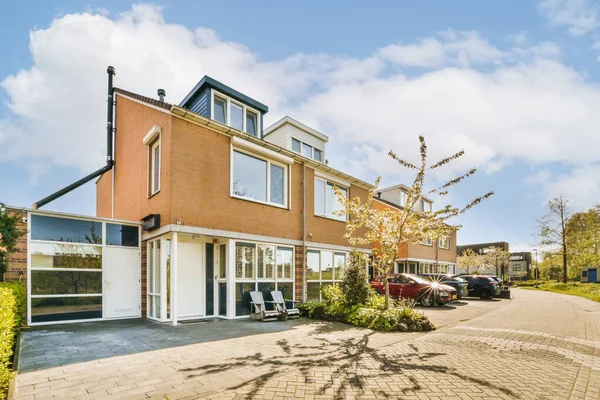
(14, 288), (600, 399)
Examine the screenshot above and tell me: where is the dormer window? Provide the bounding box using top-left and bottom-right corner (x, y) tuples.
(211, 90), (261, 136)
(291, 138), (323, 162)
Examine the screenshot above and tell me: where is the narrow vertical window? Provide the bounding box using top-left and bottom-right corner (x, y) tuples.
(313, 148), (323, 162)
(246, 111), (257, 136)
(292, 138), (301, 153)
(301, 143), (312, 158)
(230, 102), (243, 131)
(214, 95), (227, 124)
(150, 140), (161, 195)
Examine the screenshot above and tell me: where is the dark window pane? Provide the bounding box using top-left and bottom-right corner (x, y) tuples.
(246, 112), (257, 136)
(31, 215), (102, 244)
(214, 96), (226, 123)
(258, 282), (276, 305)
(106, 224), (139, 247)
(291, 138), (301, 153)
(235, 282), (256, 316)
(31, 296), (102, 323)
(313, 148), (323, 162)
(219, 283), (227, 316)
(31, 251), (102, 270)
(32, 270), (102, 295)
(307, 282), (320, 302)
(232, 151), (267, 202)
(206, 244), (214, 315)
(277, 282), (294, 306)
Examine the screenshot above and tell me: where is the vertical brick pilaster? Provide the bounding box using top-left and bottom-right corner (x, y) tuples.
(295, 245), (305, 302)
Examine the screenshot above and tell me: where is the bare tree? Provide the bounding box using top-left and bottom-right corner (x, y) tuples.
(538, 196), (571, 283)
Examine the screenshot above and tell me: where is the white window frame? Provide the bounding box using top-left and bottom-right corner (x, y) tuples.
(149, 139), (161, 196)
(290, 137), (323, 162)
(306, 249), (348, 302)
(438, 236), (450, 250)
(421, 237), (433, 246)
(399, 191), (407, 207)
(211, 90), (261, 136)
(314, 177), (348, 222)
(231, 148), (289, 209)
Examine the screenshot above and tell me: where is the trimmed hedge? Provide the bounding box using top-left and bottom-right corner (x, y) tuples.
(0, 282), (26, 399)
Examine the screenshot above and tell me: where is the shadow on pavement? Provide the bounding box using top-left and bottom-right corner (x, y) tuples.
(181, 326), (520, 399)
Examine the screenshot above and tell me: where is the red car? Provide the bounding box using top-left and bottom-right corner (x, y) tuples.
(370, 273), (456, 307)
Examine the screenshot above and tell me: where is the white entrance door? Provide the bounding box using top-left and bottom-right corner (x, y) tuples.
(104, 247), (141, 319)
(177, 241), (204, 319)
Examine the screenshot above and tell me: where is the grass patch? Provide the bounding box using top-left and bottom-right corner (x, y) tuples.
(523, 282), (600, 303)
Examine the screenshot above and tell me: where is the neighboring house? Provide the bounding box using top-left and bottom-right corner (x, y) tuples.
(508, 252), (532, 280)
(371, 186), (458, 277)
(95, 75), (373, 324)
(456, 242), (510, 276)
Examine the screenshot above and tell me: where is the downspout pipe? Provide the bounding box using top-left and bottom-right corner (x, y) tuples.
(32, 66), (116, 209)
(302, 163), (307, 302)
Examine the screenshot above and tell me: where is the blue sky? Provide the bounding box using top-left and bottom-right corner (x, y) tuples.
(2, 0), (600, 252)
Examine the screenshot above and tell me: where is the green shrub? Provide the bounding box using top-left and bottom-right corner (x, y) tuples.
(0, 282), (24, 398)
(341, 252), (371, 306)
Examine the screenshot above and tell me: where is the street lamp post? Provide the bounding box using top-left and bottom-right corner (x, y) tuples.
(532, 248), (538, 287)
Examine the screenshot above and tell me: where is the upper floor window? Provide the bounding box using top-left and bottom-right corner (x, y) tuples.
(399, 191), (407, 207)
(143, 125), (162, 197)
(291, 138), (323, 162)
(150, 140), (161, 195)
(439, 237), (450, 249)
(420, 199), (432, 212)
(212, 91), (260, 136)
(421, 237), (433, 246)
(231, 150), (287, 207)
(314, 178), (347, 221)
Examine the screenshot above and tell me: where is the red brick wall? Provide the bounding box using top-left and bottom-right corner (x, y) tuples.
(96, 95), (173, 224)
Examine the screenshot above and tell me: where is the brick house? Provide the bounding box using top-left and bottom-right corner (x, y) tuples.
(94, 76), (372, 323)
(372, 186), (458, 276)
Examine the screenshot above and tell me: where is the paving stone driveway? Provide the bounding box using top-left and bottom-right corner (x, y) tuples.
(14, 289), (600, 399)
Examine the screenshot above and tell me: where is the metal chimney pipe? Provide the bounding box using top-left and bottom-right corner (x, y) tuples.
(157, 88), (166, 102)
(106, 66), (116, 162)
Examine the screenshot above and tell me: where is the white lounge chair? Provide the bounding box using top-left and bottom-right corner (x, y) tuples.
(270, 290), (300, 319)
(249, 291), (280, 321)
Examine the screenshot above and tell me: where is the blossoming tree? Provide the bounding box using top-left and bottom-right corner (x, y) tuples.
(335, 136), (493, 309)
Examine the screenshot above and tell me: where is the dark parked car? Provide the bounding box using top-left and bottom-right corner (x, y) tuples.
(370, 273), (455, 307)
(420, 273), (469, 299)
(456, 275), (498, 299)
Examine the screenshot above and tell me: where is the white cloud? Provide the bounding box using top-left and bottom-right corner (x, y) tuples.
(541, 164), (600, 208)
(538, 0), (600, 36)
(525, 169), (552, 185)
(0, 3), (599, 200)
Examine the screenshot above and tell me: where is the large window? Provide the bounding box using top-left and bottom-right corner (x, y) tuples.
(291, 138), (323, 162)
(306, 250), (347, 302)
(212, 91), (260, 136)
(29, 214), (140, 324)
(235, 242), (294, 316)
(232, 150), (287, 207)
(314, 178), (347, 221)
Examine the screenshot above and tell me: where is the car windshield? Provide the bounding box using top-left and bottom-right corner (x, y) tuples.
(406, 274), (430, 284)
(452, 276), (466, 282)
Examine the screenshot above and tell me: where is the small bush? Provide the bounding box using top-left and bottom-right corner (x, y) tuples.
(0, 282), (25, 398)
(342, 252), (371, 306)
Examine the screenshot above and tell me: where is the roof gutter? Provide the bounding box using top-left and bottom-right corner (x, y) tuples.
(32, 66), (116, 209)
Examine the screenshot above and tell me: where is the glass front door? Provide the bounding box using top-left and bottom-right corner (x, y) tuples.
(217, 244), (227, 316)
(205, 243), (215, 316)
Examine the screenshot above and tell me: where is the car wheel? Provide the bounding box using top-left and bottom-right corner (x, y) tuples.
(479, 289), (491, 300)
(420, 294), (435, 307)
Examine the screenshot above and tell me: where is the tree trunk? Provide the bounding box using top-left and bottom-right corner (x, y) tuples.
(384, 279), (390, 310)
(562, 244), (568, 283)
